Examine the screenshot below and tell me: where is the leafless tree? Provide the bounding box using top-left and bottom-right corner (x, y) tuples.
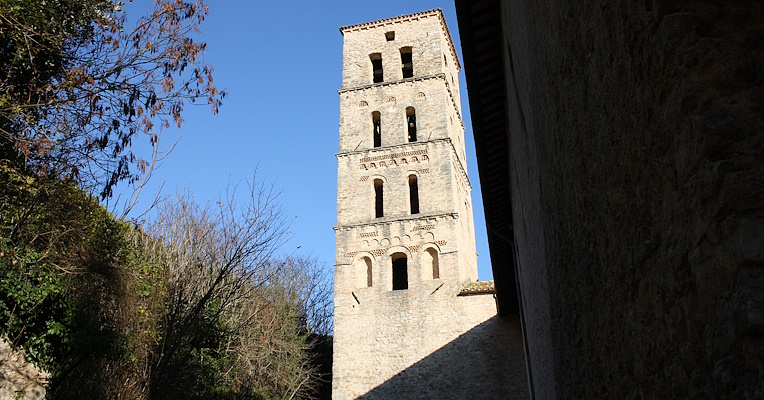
(0, 0), (224, 200)
(137, 176), (332, 398)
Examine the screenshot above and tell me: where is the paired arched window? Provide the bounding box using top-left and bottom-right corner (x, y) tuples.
(406, 107), (417, 142)
(369, 47), (413, 83)
(366, 107), (423, 148)
(371, 175), (420, 217)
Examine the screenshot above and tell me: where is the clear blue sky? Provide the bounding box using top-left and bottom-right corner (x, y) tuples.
(118, 1), (494, 280)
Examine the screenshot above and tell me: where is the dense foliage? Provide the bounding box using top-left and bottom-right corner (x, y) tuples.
(1, 164), (332, 399)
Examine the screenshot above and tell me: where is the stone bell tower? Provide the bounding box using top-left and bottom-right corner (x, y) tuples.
(332, 9), (516, 399)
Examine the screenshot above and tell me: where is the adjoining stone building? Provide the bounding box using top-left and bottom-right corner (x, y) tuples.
(332, 9), (527, 400)
(456, 0), (764, 398)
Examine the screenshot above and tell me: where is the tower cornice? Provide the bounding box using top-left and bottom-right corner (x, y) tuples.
(334, 212), (460, 232)
(336, 138), (433, 159)
(336, 138), (471, 190)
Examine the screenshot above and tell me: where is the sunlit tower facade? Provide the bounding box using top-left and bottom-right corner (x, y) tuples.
(332, 9), (489, 399)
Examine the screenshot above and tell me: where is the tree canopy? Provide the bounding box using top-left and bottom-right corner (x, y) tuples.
(0, 0), (225, 199)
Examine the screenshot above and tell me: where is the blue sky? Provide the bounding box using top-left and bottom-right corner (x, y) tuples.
(118, 1), (494, 280)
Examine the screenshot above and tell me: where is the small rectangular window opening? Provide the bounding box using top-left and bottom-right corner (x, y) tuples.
(409, 175), (419, 214)
(385, 31), (395, 41)
(401, 47), (413, 78)
(374, 179), (384, 218)
(372, 111), (381, 147)
(370, 53), (383, 83)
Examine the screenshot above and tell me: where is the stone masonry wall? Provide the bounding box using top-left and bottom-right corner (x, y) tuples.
(500, 1), (763, 398)
(332, 286), (526, 399)
(336, 215), (463, 292)
(338, 77), (466, 164)
(335, 138), (477, 281)
(340, 12), (461, 93)
(333, 10), (523, 399)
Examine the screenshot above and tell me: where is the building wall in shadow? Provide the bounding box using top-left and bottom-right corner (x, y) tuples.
(359, 315), (527, 400)
(333, 281), (528, 399)
(456, 0), (764, 398)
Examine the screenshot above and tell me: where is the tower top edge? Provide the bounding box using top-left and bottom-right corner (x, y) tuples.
(338, 8), (461, 70)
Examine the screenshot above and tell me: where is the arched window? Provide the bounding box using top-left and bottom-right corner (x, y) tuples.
(406, 107), (417, 142)
(372, 111), (381, 147)
(392, 253), (408, 290)
(408, 175), (419, 214)
(400, 47), (413, 78)
(422, 248), (439, 279)
(370, 53), (383, 83)
(355, 256), (373, 288)
(374, 179), (384, 218)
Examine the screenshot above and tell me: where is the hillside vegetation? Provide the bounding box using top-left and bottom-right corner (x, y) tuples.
(0, 0), (331, 398)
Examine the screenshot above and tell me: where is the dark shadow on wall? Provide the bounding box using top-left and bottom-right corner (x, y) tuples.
(358, 315), (528, 400)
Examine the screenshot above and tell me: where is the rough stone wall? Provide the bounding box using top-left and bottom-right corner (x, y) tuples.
(500, 1), (763, 398)
(0, 339), (47, 400)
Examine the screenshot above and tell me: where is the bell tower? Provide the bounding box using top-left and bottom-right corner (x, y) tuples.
(332, 9), (496, 399)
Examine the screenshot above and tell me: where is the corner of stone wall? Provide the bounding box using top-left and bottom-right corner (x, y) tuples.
(0, 338), (48, 400)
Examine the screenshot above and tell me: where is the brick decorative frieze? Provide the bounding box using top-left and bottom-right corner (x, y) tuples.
(370, 249), (386, 257)
(360, 149), (427, 163)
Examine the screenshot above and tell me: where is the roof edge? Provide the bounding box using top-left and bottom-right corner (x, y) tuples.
(458, 280), (496, 296)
